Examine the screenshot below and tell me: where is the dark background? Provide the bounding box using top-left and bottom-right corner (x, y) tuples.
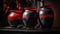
(0, 0), (60, 33)
(48, 0), (60, 30)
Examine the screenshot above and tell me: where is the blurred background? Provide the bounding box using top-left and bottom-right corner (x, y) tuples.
(0, 0), (60, 32)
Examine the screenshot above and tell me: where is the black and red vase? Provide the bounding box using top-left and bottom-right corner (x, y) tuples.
(38, 0), (54, 28)
(39, 8), (54, 28)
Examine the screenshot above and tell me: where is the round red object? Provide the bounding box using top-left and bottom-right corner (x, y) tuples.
(8, 10), (22, 21)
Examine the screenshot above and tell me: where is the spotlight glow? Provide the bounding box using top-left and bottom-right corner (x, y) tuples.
(9, 12), (15, 16)
(23, 10), (29, 18)
(23, 10), (29, 15)
(40, 11), (44, 14)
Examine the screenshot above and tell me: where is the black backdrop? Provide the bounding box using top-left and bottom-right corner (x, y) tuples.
(0, 0), (60, 32)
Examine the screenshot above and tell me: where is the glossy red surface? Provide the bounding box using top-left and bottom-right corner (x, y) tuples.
(39, 14), (54, 18)
(8, 10), (22, 21)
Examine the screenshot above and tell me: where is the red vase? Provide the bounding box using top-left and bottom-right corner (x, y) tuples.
(8, 10), (22, 27)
